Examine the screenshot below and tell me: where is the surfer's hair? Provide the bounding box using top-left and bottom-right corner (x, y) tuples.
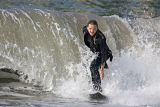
(87, 20), (98, 27)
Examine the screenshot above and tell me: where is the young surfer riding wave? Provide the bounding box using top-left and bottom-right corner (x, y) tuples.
(82, 20), (113, 92)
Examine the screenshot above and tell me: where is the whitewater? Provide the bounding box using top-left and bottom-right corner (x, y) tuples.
(0, 9), (160, 107)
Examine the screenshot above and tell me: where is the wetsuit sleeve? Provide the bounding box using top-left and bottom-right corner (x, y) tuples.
(99, 33), (113, 66)
(82, 26), (90, 48)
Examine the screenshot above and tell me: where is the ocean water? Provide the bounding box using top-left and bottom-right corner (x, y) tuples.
(1, 0), (160, 18)
(0, 0), (160, 107)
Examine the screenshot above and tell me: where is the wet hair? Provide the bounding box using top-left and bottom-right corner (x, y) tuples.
(86, 20), (98, 27)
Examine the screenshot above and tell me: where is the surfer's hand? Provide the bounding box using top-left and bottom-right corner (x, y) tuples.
(99, 70), (104, 80)
(109, 54), (113, 62)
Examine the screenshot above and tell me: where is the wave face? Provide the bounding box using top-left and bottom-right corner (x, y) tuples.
(0, 9), (160, 106)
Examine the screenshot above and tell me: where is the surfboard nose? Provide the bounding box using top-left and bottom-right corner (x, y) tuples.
(89, 92), (108, 100)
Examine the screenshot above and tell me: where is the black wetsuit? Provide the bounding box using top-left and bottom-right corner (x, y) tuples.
(82, 26), (113, 92)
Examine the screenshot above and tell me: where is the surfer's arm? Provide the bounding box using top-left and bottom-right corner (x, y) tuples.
(99, 62), (105, 80)
(83, 26), (90, 48)
(100, 62), (105, 71)
(99, 33), (113, 65)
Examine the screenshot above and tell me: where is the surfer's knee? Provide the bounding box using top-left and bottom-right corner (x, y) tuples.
(90, 62), (99, 71)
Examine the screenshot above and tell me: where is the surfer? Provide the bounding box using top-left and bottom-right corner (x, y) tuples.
(82, 20), (113, 92)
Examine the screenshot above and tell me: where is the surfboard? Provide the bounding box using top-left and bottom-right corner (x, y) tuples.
(89, 92), (108, 100)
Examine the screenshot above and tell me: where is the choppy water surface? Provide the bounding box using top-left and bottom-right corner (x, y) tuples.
(0, 0), (160, 18)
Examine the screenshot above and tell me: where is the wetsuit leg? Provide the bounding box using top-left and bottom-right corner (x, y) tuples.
(90, 56), (102, 92)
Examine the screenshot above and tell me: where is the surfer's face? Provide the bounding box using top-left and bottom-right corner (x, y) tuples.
(87, 24), (98, 36)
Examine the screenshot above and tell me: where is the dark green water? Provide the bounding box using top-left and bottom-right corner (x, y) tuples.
(0, 0), (160, 18)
